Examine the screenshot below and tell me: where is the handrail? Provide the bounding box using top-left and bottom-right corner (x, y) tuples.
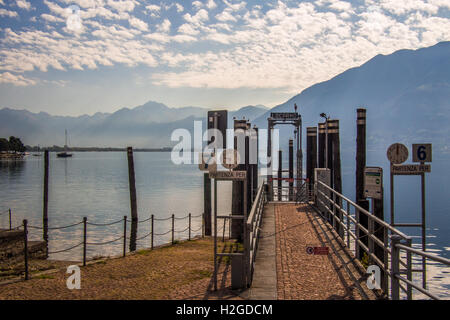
(396, 243), (450, 265)
(317, 180), (410, 239)
(315, 180), (449, 300)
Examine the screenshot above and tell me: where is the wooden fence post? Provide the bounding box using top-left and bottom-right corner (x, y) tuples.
(151, 214), (154, 250)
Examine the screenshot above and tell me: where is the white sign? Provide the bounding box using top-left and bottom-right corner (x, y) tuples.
(412, 144), (432, 163)
(209, 170), (247, 180)
(392, 164), (431, 175)
(364, 167), (383, 199)
(386, 143), (408, 164)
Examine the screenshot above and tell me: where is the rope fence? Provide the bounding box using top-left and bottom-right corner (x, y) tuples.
(18, 212), (205, 280)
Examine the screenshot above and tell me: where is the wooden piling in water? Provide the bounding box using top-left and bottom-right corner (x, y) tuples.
(203, 173), (212, 236)
(329, 120), (343, 237)
(43, 150), (49, 244)
(318, 123), (325, 168)
(127, 147), (138, 251)
(306, 127), (317, 195)
(356, 108), (369, 260)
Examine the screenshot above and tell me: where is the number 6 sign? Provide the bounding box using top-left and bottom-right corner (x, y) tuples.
(412, 144), (432, 163)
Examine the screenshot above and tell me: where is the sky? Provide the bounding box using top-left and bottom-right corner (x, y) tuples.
(0, 0), (449, 116)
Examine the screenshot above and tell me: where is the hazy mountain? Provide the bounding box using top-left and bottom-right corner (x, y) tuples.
(0, 102), (267, 148)
(253, 41), (450, 160)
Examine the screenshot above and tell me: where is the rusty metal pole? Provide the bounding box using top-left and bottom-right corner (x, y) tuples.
(127, 147), (138, 252)
(43, 150), (49, 243)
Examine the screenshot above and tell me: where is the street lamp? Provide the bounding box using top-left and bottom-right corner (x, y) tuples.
(320, 113), (330, 169)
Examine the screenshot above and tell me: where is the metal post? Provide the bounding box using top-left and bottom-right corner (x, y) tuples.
(213, 178), (218, 291)
(127, 147), (138, 252)
(383, 227), (389, 295)
(278, 150), (282, 201)
(421, 171), (426, 289)
(202, 213), (205, 238)
(391, 235), (401, 300)
(406, 237), (413, 300)
(9, 209), (12, 230)
(172, 214), (175, 245)
(204, 173), (212, 236)
(123, 216), (127, 257)
(355, 208), (360, 260)
(368, 203), (374, 262)
(83, 217), (87, 266)
(289, 139), (294, 201)
(151, 214), (154, 250)
(23, 219), (29, 280)
(346, 201), (350, 249)
(188, 213), (191, 241)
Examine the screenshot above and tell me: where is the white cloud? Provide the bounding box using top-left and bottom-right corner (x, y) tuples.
(0, 9), (18, 17)
(178, 23), (199, 35)
(192, 1), (203, 10)
(175, 3), (184, 13)
(128, 16), (148, 31)
(15, 0), (31, 10)
(206, 0), (217, 10)
(0, 72), (36, 86)
(184, 8), (209, 25)
(216, 9), (237, 22)
(157, 19), (171, 33)
(107, 0), (136, 13)
(41, 13), (64, 22)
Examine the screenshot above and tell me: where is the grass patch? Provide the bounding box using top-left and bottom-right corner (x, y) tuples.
(191, 269), (212, 279)
(36, 274), (54, 279)
(137, 249), (151, 255)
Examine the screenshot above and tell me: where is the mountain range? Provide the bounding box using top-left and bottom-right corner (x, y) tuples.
(0, 41), (449, 158)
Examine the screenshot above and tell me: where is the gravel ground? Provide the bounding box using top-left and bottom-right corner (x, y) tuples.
(0, 238), (246, 300)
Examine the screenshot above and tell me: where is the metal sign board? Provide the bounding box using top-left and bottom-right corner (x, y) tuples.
(412, 144), (432, 163)
(270, 112), (299, 120)
(364, 167), (383, 199)
(209, 170), (247, 180)
(207, 110), (227, 149)
(392, 164), (431, 175)
(222, 149), (240, 170)
(306, 246), (329, 255)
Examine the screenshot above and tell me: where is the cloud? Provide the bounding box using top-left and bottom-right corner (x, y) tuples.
(0, 9), (19, 18)
(0, 72), (36, 86)
(128, 16), (148, 31)
(184, 8), (209, 25)
(206, 0), (217, 10)
(157, 19), (171, 33)
(15, 0), (32, 10)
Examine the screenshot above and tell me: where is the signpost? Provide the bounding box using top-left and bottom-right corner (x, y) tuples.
(388, 142), (432, 290)
(364, 167), (383, 200)
(209, 170), (247, 180)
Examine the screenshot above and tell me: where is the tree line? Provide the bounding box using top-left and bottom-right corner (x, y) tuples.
(0, 136), (26, 152)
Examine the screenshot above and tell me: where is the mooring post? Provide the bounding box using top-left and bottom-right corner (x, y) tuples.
(278, 150), (282, 201)
(252, 126), (259, 202)
(123, 216), (127, 257)
(83, 217), (87, 266)
(330, 120), (343, 237)
(172, 214), (175, 245)
(151, 214), (154, 249)
(127, 147), (138, 252)
(307, 127), (317, 200)
(356, 108), (369, 260)
(203, 173), (212, 236)
(23, 219), (29, 280)
(43, 150), (49, 243)
(232, 121), (246, 241)
(9, 208), (12, 230)
(318, 122), (325, 168)
(289, 139), (294, 201)
(188, 213), (191, 241)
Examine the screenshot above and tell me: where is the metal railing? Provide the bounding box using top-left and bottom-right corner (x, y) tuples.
(245, 183), (267, 286)
(315, 180), (450, 300)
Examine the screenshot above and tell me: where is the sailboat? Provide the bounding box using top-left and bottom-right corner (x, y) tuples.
(57, 130), (73, 158)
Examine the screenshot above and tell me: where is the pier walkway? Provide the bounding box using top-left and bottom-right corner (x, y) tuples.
(249, 202), (377, 300)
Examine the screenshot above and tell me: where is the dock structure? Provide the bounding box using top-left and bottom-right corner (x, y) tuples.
(204, 107), (450, 301)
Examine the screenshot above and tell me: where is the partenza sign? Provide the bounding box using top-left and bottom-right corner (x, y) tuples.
(270, 112), (299, 120)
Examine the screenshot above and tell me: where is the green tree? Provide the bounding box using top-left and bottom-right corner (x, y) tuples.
(0, 138), (9, 151)
(8, 136), (26, 153)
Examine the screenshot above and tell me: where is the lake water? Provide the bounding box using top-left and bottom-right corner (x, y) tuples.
(0, 151), (448, 299)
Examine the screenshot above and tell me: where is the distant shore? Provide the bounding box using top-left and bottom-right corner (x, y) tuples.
(24, 147), (173, 152)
